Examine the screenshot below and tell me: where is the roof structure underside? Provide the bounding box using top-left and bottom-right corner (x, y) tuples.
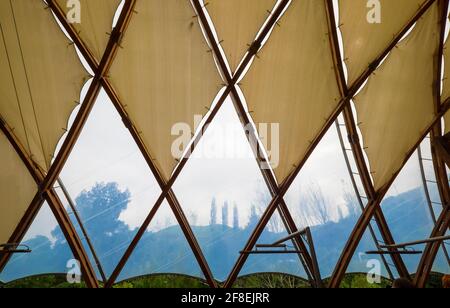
(0, 0), (449, 288)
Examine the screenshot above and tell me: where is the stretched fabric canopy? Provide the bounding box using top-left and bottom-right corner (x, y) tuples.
(0, 0), (89, 171)
(354, 3), (439, 191)
(443, 15), (450, 130)
(0, 131), (37, 245)
(241, 0), (341, 182)
(206, 0), (276, 73)
(339, 0), (427, 86)
(444, 39), (450, 105)
(55, 0), (121, 62)
(445, 111), (450, 134)
(108, 0), (222, 180)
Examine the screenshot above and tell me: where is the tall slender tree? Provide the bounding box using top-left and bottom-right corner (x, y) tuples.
(222, 201), (229, 227)
(233, 203), (239, 229)
(210, 197), (217, 225)
(248, 204), (260, 229)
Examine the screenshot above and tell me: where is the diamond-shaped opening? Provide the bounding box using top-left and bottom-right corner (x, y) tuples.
(419, 136), (445, 218)
(343, 229), (392, 288)
(114, 201), (207, 284)
(423, 243), (450, 288)
(284, 122), (362, 279)
(336, 114), (367, 196)
(381, 152), (436, 273)
(59, 89), (162, 279)
(173, 98), (285, 281)
(0, 202), (75, 283)
(431, 245), (450, 276)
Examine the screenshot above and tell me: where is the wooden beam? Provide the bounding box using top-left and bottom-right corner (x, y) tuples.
(40, 0), (136, 192)
(0, 0), (136, 286)
(48, 0), (218, 288)
(433, 134), (450, 167)
(324, 0), (410, 282)
(57, 178), (107, 283)
(327, 0), (439, 288)
(329, 105), (450, 288)
(102, 81), (218, 288)
(336, 120), (395, 280)
(191, 0), (322, 288)
(0, 121), (99, 288)
(414, 206), (450, 287)
(417, 146), (450, 264)
(414, 0), (450, 287)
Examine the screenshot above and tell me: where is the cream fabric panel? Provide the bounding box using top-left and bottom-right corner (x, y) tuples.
(445, 111), (450, 134)
(443, 14), (450, 105)
(241, 0), (341, 182)
(0, 131), (37, 245)
(207, 0), (276, 73)
(109, 0), (222, 180)
(339, 0), (427, 86)
(56, 0), (121, 61)
(354, 3), (439, 190)
(0, 0), (89, 171)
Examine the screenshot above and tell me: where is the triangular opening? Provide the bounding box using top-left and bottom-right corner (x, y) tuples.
(431, 246), (450, 277)
(381, 152), (436, 273)
(0, 202), (75, 284)
(59, 89), (162, 279)
(114, 201), (207, 284)
(418, 136), (445, 218)
(284, 122), (362, 279)
(343, 229), (392, 288)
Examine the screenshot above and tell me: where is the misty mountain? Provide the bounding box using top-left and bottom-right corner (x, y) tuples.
(0, 182), (447, 283)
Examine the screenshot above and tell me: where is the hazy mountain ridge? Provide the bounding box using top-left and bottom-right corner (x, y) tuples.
(1, 183), (447, 283)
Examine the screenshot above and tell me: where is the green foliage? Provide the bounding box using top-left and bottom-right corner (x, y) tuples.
(1, 274), (88, 288)
(2, 272), (447, 288)
(232, 273), (311, 289)
(412, 272), (445, 289)
(114, 274), (209, 289)
(338, 273), (391, 289)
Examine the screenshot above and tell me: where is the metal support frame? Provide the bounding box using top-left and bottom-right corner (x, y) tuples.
(325, 0), (410, 280)
(413, 0), (450, 288)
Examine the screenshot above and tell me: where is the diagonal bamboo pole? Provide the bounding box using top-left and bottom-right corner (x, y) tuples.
(324, 0), (410, 280)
